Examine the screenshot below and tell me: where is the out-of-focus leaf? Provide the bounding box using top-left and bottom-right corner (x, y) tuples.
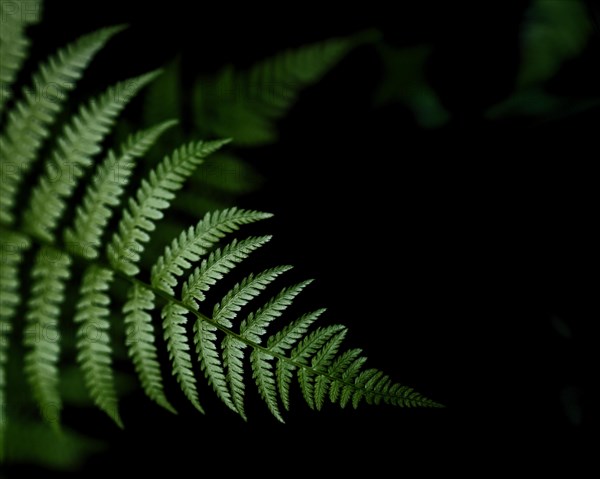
(518, 0), (592, 88)
(194, 37), (357, 146)
(144, 57), (183, 127)
(6, 419), (103, 470)
(374, 44), (449, 128)
(486, 88), (600, 120)
(190, 152), (262, 195)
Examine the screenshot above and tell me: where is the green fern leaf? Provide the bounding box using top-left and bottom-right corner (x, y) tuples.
(65, 120), (177, 257)
(250, 350), (283, 422)
(74, 266), (122, 427)
(0, 26), (124, 223)
(194, 265), (292, 415)
(107, 139), (229, 276)
(265, 309), (326, 410)
(266, 308), (325, 355)
(193, 320), (236, 413)
(0, 230), (30, 458)
(213, 265), (293, 327)
(221, 336), (247, 419)
(240, 280), (313, 343)
(161, 302), (203, 413)
(276, 324), (345, 411)
(326, 348), (363, 405)
(195, 37), (353, 145)
(303, 330), (347, 410)
(123, 284), (174, 413)
(182, 236), (271, 305)
(224, 281), (314, 417)
(23, 71), (159, 242)
(0, 8), (441, 453)
(152, 208), (272, 295)
(177, 236), (270, 415)
(352, 369), (380, 408)
(0, 0), (41, 114)
(23, 246), (71, 427)
(338, 357), (369, 408)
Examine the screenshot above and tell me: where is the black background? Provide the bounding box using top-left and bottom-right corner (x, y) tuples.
(5, 0), (596, 476)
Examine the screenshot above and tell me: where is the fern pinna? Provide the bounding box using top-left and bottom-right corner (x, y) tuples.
(0, 0), (439, 460)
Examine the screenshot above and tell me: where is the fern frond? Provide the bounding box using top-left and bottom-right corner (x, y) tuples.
(107, 139), (229, 276)
(74, 266), (122, 427)
(152, 208), (272, 295)
(0, 230), (30, 458)
(0, 8), (440, 448)
(161, 302), (203, 413)
(23, 71), (159, 242)
(65, 120), (177, 258)
(23, 246), (71, 427)
(0, 0), (41, 114)
(0, 26), (124, 223)
(123, 284), (174, 413)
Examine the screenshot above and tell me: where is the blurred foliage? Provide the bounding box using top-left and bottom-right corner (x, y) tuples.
(517, 0), (592, 88)
(139, 36), (365, 217)
(488, 0), (598, 120)
(192, 37), (356, 146)
(6, 419), (102, 470)
(374, 44), (449, 128)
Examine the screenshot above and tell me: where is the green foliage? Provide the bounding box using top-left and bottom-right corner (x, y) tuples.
(488, 0), (597, 120)
(142, 37), (360, 214)
(375, 44), (449, 128)
(193, 37), (353, 146)
(0, 2), (439, 467)
(518, 0), (592, 88)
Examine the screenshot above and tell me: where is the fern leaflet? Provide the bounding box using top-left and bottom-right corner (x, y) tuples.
(0, 230), (30, 457)
(123, 284), (174, 413)
(23, 246), (70, 427)
(161, 302), (204, 413)
(74, 266), (122, 427)
(0, 0), (41, 114)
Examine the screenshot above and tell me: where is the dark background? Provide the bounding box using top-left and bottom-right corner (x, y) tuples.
(5, 0), (596, 476)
